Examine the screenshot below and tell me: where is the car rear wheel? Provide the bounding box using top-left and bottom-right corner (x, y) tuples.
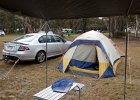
(35, 51), (46, 63)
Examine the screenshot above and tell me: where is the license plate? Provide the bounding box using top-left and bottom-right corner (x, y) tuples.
(8, 46), (13, 49)
(7, 46), (15, 51)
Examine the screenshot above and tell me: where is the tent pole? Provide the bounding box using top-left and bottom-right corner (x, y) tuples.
(124, 16), (128, 100)
(45, 21), (52, 87)
(45, 20), (51, 87)
(45, 21), (48, 87)
(124, 0), (133, 99)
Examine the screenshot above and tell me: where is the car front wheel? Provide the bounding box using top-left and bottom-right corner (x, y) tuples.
(35, 51), (46, 63)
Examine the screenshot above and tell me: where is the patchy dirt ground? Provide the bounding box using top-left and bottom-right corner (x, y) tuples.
(0, 34), (140, 100)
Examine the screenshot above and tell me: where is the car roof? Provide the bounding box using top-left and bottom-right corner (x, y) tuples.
(26, 31), (56, 36)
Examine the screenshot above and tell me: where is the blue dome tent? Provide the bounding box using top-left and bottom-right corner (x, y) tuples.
(58, 30), (121, 78)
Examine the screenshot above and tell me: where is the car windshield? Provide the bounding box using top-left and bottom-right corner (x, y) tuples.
(14, 34), (35, 42)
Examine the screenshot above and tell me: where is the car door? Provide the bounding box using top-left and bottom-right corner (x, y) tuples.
(42, 35), (61, 57)
(39, 35), (57, 57)
(53, 35), (66, 54)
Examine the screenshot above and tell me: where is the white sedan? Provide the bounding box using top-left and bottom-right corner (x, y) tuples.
(0, 30), (5, 36)
(2, 31), (72, 63)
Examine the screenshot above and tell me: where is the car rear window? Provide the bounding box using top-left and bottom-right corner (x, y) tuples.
(14, 34), (35, 42)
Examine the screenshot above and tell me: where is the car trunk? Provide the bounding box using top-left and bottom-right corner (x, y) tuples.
(4, 41), (28, 52)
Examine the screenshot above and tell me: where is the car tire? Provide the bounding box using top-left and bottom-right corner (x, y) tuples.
(35, 51), (46, 63)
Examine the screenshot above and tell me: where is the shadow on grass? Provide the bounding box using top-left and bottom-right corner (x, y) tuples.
(4, 55), (62, 66)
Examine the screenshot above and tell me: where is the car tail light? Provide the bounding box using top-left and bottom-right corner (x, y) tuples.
(18, 46), (29, 51)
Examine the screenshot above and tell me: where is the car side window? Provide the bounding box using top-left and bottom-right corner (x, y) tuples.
(42, 35), (55, 43)
(54, 36), (66, 42)
(39, 35), (56, 43)
(38, 36), (45, 43)
(47, 35), (55, 43)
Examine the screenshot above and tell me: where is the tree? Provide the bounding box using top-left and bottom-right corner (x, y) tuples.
(110, 16), (126, 38)
(0, 9), (15, 33)
(135, 15), (140, 37)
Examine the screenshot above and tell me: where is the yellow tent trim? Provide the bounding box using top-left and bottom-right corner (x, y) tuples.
(113, 59), (121, 74)
(63, 58), (71, 72)
(99, 63), (110, 77)
(63, 46), (78, 73)
(70, 66), (99, 74)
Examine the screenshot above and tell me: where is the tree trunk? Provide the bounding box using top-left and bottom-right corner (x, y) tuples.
(83, 18), (87, 33)
(108, 17), (111, 38)
(16, 16), (33, 33)
(110, 16), (126, 38)
(110, 17), (115, 37)
(135, 15), (139, 37)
